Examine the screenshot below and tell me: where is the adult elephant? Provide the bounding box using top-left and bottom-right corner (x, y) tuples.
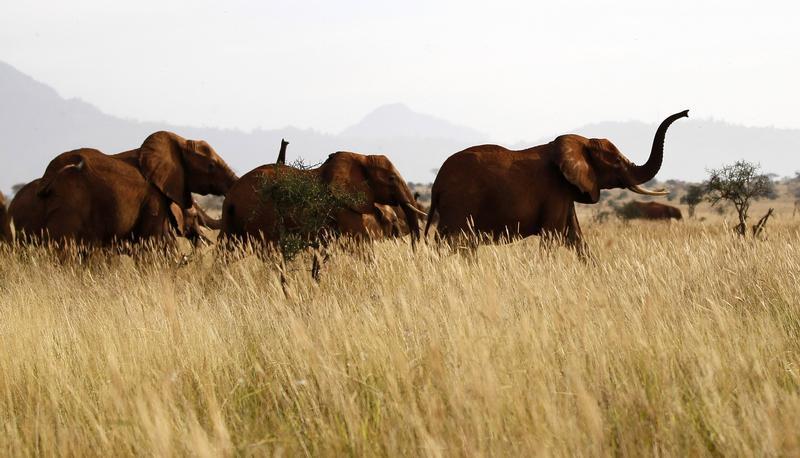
(221, 152), (425, 244)
(626, 201), (683, 220)
(10, 180), (221, 244)
(0, 193), (11, 243)
(31, 131), (236, 245)
(426, 110), (689, 255)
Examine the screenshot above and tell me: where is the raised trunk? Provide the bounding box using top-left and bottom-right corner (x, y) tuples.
(276, 139), (289, 164)
(629, 110), (689, 184)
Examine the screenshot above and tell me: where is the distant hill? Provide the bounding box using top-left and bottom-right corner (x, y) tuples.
(0, 61), (485, 193)
(340, 103), (487, 143)
(2, 60), (800, 194)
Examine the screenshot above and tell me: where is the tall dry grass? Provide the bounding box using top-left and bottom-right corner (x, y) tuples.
(1, 212), (799, 456)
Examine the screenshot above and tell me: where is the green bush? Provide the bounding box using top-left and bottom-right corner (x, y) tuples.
(257, 159), (364, 261)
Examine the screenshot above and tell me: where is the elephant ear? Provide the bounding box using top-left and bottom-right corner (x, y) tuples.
(554, 136), (600, 203)
(139, 132), (191, 208)
(321, 153), (375, 214)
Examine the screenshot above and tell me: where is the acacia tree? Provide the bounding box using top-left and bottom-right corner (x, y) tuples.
(705, 161), (776, 236)
(680, 183), (706, 218)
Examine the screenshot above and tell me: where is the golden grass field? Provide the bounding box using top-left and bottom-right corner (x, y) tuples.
(1, 198), (799, 456)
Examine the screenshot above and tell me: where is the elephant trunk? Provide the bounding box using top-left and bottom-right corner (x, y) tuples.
(195, 204), (222, 230)
(276, 139), (289, 165)
(401, 202), (421, 246)
(628, 110), (689, 185)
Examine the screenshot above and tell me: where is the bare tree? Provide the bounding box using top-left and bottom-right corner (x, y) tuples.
(705, 161), (777, 236)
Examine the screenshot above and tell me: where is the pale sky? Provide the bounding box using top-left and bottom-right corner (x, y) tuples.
(2, 0), (798, 142)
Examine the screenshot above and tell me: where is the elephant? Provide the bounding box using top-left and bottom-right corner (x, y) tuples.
(29, 131), (236, 245)
(626, 201), (683, 220)
(267, 141), (425, 242)
(221, 151), (425, 245)
(0, 192), (11, 243)
(10, 179), (221, 244)
(425, 110), (689, 255)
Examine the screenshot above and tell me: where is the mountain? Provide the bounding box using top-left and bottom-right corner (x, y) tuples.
(0, 62), (483, 193)
(341, 103), (487, 143)
(2, 60), (800, 194)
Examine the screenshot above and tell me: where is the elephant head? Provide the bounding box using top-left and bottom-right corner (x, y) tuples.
(555, 110), (689, 203)
(139, 131), (238, 209)
(320, 152), (426, 242)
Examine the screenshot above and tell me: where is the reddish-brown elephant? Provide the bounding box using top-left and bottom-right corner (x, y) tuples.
(0, 192), (11, 243)
(10, 179), (220, 244)
(221, 152), (425, 244)
(267, 141), (425, 241)
(28, 132), (236, 245)
(426, 110), (689, 255)
(627, 201), (683, 220)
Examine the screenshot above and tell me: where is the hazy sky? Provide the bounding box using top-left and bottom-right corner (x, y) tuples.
(2, 0), (798, 142)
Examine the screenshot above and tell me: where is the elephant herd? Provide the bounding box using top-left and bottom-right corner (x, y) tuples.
(0, 110), (689, 258)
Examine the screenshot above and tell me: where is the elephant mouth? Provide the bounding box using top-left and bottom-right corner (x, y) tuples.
(627, 184), (670, 196)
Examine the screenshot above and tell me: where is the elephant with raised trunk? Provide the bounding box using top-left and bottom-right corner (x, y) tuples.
(29, 132), (236, 245)
(221, 152), (425, 245)
(426, 110), (689, 255)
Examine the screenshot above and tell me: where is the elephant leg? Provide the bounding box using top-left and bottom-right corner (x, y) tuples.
(539, 203), (571, 251)
(565, 204), (591, 262)
(135, 196), (172, 240)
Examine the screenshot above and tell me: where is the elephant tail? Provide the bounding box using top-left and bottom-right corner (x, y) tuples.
(424, 193), (438, 239)
(37, 159), (85, 197)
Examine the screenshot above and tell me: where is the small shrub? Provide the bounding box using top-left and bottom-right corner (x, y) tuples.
(680, 184), (706, 218)
(257, 159), (364, 261)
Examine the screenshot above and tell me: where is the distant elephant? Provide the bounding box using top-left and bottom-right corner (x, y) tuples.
(31, 131), (236, 245)
(0, 192), (11, 243)
(221, 152), (425, 244)
(426, 110), (689, 255)
(626, 201), (683, 220)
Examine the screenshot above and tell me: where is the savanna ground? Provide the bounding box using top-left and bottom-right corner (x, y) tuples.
(1, 196), (799, 456)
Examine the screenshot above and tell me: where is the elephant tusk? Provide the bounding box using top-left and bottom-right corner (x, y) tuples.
(627, 184), (670, 196)
(403, 203), (427, 217)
